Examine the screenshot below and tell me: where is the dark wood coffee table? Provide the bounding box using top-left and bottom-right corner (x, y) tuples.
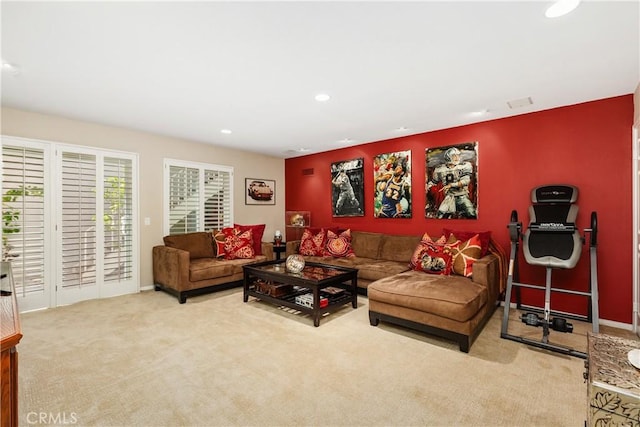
(243, 260), (358, 326)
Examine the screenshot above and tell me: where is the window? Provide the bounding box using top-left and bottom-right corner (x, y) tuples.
(2, 144), (47, 299)
(2, 136), (138, 311)
(164, 159), (233, 234)
(57, 147), (138, 305)
(103, 157), (134, 283)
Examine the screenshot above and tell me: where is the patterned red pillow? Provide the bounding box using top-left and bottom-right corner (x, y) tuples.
(298, 228), (328, 256)
(419, 231), (447, 245)
(447, 233), (482, 277)
(326, 229), (355, 258)
(409, 240), (453, 275)
(212, 229), (226, 258)
(234, 223), (265, 255)
(409, 232), (452, 275)
(223, 228), (255, 260)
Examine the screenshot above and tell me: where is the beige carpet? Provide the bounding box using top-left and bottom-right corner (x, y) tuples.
(17, 288), (608, 426)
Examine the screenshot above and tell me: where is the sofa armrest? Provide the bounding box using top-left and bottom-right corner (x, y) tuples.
(153, 245), (190, 291)
(261, 241), (274, 260)
(285, 240), (301, 258)
(471, 254), (500, 301)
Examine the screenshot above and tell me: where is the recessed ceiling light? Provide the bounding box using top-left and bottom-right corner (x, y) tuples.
(220, 129), (232, 134)
(395, 126), (410, 132)
(295, 147), (310, 153)
(338, 138), (354, 144)
(470, 109), (489, 117)
(1, 60), (20, 76)
(545, 0), (581, 18)
(315, 93), (330, 102)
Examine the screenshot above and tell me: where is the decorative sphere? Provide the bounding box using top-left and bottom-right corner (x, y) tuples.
(286, 254), (305, 273)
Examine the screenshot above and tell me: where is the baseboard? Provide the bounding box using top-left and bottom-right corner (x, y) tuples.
(500, 301), (634, 331)
(140, 284), (154, 291)
(600, 318), (634, 331)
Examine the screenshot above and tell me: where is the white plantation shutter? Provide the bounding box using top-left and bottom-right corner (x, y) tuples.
(169, 165), (200, 234)
(103, 157), (133, 283)
(60, 152), (97, 289)
(1, 145), (47, 298)
(165, 160), (233, 234)
(204, 169), (232, 231)
(2, 136), (137, 310)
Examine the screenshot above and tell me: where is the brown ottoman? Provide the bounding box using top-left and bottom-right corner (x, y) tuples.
(368, 270), (495, 352)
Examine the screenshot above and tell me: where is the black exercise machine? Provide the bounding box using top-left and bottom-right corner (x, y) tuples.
(500, 184), (599, 359)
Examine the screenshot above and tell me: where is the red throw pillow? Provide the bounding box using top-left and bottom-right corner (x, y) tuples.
(212, 229), (227, 258)
(443, 228), (491, 257)
(223, 228), (255, 260)
(234, 223), (265, 255)
(299, 228), (328, 256)
(419, 231), (447, 245)
(409, 240), (453, 275)
(326, 229), (355, 258)
(446, 233), (482, 277)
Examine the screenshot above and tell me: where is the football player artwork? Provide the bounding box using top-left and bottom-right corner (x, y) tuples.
(373, 150), (412, 218)
(331, 158), (364, 217)
(425, 142), (478, 219)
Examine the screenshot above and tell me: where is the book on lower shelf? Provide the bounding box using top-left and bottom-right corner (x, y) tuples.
(322, 286), (345, 296)
(254, 280), (293, 297)
(295, 293), (328, 308)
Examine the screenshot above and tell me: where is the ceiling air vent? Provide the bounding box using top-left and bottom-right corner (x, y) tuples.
(507, 97), (533, 109)
(302, 168), (314, 176)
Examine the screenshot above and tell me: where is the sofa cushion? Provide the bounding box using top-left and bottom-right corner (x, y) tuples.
(303, 255), (374, 268)
(189, 258), (236, 282)
(351, 231), (384, 259)
(368, 271), (488, 323)
(357, 260), (411, 282)
(189, 256), (267, 281)
(164, 232), (215, 259)
(234, 223), (266, 255)
(379, 234), (422, 262)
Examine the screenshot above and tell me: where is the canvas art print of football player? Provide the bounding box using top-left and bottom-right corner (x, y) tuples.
(373, 150), (412, 218)
(425, 142), (478, 219)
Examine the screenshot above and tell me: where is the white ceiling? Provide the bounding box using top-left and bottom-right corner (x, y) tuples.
(1, 1), (639, 159)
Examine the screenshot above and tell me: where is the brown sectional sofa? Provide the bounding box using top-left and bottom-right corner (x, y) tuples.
(153, 231), (273, 303)
(287, 230), (502, 352)
(286, 231), (422, 291)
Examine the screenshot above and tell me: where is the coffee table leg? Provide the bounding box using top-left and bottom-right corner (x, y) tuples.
(352, 275), (358, 308)
(313, 287), (321, 327)
(243, 272), (249, 303)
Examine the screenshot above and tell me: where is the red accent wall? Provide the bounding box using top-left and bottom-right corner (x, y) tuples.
(285, 95), (634, 324)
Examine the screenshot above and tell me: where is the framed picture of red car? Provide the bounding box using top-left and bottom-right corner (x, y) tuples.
(245, 178), (275, 205)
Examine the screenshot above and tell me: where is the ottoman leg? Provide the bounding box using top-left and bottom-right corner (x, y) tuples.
(369, 311), (380, 326)
(459, 337), (470, 353)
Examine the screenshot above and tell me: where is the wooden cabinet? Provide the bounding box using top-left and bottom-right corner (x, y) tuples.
(586, 333), (640, 426)
(1, 262), (22, 427)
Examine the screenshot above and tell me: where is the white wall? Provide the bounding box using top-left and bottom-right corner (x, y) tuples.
(1, 107), (285, 287)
